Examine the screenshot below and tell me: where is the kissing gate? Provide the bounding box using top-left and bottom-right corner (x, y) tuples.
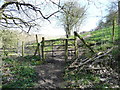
(40, 36), (78, 61)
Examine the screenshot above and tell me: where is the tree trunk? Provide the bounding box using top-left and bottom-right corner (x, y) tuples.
(117, 1), (120, 83)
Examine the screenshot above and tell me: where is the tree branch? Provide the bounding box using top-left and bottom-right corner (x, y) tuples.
(0, 1), (61, 30)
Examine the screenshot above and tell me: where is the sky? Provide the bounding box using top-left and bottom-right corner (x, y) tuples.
(0, 0), (118, 36)
(37, 0), (112, 36)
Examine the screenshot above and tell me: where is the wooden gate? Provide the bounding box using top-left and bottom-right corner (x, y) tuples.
(40, 37), (78, 61)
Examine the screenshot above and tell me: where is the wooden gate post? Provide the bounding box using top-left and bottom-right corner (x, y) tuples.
(65, 39), (68, 62)
(74, 31), (95, 53)
(52, 41), (54, 59)
(112, 19), (115, 43)
(36, 34), (41, 58)
(22, 41), (24, 57)
(41, 37), (45, 61)
(74, 32), (78, 58)
(3, 46), (6, 57)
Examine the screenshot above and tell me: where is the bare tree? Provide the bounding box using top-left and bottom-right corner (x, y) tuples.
(59, 1), (86, 38)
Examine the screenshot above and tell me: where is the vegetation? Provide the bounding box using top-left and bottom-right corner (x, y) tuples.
(2, 56), (43, 88)
(63, 26), (119, 88)
(86, 26), (118, 52)
(1, 25), (119, 89)
(0, 30), (18, 56)
(1, 0), (119, 89)
(0, 30), (18, 48)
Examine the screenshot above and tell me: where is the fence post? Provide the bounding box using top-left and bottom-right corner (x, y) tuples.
(41, 37), (45, 61)
(3, 46), (6, 57)
(112, 19), (115, 43)
(22, 41), (24, 57)
(65, 39), (68, 62)
(36, 34), (41, 58)
(74, 31), (95, 53)
(52, 41), (54, 59)
(74, 33), (78, 58)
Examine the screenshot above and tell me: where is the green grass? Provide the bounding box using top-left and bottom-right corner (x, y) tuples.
(87, 26), (118, 43)
(64, 70), (101, 88)
(2, 56), (43, 88)
(82, 26), (118, 52)
(93, 83), (111, 88)
(2, 25), (119, 88)
(23, 55), (43, 65)
(64, 26), (119, 88)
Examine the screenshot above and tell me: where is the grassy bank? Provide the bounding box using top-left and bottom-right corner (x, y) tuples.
(64, 26), (119, 88)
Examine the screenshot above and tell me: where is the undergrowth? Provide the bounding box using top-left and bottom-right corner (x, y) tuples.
(2, 56), (43, 88)
(64, 26), (119, 88)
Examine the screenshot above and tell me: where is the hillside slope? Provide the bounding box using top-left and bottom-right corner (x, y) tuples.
(64, 26), (119, 88)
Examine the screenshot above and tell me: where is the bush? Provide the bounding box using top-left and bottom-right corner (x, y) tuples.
(0, 30), (18, 48)
(2, 58), (38, 88)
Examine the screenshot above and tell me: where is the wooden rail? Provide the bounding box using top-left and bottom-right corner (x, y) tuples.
(44, 49), (75, 52)
(40, 36), (78, 62)
(0, 31), (93, 62)
(44, 38), (75, 42)
(44, 44), (74, 47)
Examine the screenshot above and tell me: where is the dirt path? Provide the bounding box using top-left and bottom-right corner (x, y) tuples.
(34, 58), (66, 88)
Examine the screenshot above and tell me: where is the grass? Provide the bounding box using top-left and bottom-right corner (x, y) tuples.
(64, 26), (119, 88)
(2, 56), (43, 88)
(23, 55), (43, 65)
(81, 26), (118, 53)
(87, 26), (118, 42)
(1, 25), (119, 88)
(64, 70), (101, 88)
